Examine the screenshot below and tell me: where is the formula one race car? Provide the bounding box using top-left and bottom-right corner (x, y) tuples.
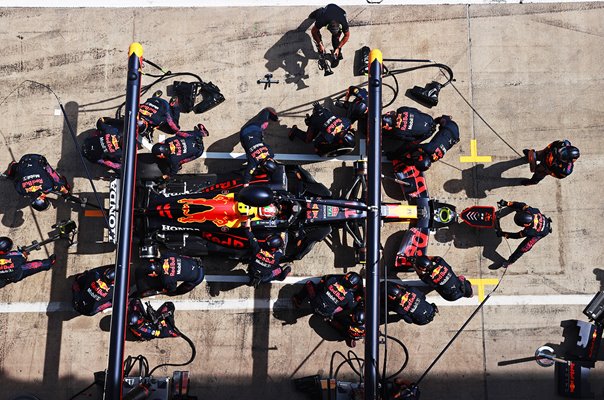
(108, 160), (458, 264)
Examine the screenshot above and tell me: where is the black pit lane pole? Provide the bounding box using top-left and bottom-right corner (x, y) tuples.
(365, 48), (383, 400)
(104, 42), (143, 400)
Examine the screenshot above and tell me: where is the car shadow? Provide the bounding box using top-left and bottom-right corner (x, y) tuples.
(264, 18), (316, 91)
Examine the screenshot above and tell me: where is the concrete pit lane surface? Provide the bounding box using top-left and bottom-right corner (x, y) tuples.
(0, 2), (604, 399)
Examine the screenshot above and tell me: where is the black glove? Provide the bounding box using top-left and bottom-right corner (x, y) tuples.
(49, 254), (56, 264)
(497, 199), (508, 208)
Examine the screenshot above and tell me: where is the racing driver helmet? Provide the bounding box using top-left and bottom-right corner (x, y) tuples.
(258, 203), (279, 219)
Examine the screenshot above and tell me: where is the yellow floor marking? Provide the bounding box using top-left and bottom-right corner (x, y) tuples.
(459, 139), (492, 163)
(467, 278), (500, 302)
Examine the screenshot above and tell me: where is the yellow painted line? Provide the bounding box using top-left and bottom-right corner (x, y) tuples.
(84, 209), (104, 218)
(459, 139), (492, 163)
(466, 278), (500, 302)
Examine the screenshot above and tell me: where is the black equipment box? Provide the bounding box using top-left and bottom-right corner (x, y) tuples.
(555, 361), (593, 398)
(583, 291), (604, 323)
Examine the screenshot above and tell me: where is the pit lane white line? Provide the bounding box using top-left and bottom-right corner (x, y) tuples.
(0, 294), (595, 313)
(141, 138), (367, 162)
(9, 0), (587, 7)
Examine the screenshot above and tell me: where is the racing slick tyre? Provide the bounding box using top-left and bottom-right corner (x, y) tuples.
(137, 153), (164, 180)
(320, 146), (354, 158)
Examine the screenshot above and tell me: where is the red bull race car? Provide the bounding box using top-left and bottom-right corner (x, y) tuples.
(108, 160), (460, 264)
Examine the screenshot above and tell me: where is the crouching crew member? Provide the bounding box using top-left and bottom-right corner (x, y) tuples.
(152, 124), (209, 177)
(244, 219), (290, 287)
(495, 200), (552, 269)
(240, 107), (280, 185)
(382, 281), (438, 326)
(0, 236), (56, 289)
(138, 94), (181, 135)
(289, 102), (355, 157)
(128, 298), (179, 340)
(382, 106), (437, 145)
(71, 266), (115, 316)
(413, 256), (473, 301)
(81, 117), (123, 171)
(292, 272), (363, 320)
(330, 307), (366, 348)
(142, 253), (205, 297)
(3, 154), (71, 211)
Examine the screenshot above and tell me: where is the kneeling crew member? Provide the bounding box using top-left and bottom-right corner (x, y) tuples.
(240, 107), (279, 185)
(293, 272), (363, 320)
(382, 106), (437, 145)
(81, 118), (123, 170)
(331, 307), (366, 348)
(152, 124), (209, 177)
(413, 256), (473, 301)
(143, 253), (205, 297)
(0, 237), (55, 289)
(3, 154), (71, 211)
(72, 266), (115, 316)
(244, 219), (290, 287)
(289, 102), (355, 157)
(416, 115), (460, 167)
(495, 200), (552, 268)
(138, 94), (181, 135)
(128, 298), (179, 340)
(383, 281), (438, 326)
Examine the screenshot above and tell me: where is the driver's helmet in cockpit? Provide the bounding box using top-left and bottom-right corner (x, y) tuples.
(258, 204), (279, 219)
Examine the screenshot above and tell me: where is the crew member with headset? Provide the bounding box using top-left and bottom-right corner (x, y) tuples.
(239, 107), (280, 185)
(0, 236), (56, 289)
(3, 154), (71, 211)
(494, 200), (552, 269)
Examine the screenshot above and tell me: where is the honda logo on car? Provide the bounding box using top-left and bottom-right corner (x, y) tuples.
(108, 179), (120, 243)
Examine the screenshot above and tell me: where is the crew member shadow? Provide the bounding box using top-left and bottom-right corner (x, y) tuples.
(443, 157), (526, 199)
(433, 222), (507, 269)
(272, 283), (347, 343)
(264, 18), (316, 91)
(595, 268), (604, 291)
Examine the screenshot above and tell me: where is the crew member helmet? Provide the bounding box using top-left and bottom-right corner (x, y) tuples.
(152, 143), (170, 159)
(31, 196), (50, 212)
(559, 145), (580, 162)
(104, 268), (116, 281)
(381, 113), (394, 130)
(352, 309), (365, 324)
(514, 211), (533, 227)
(262, 158), (278, 174)
(460, 276), (473, 298)
(0, 237), (13, 253)
(145, 262), (162, 277)
(415, 157), (432, 172)
(343, 272), (361, 290)
(263, 234), (284, 250)
(414, 256), (432, 272)
(128, 311), (144, 326)
(387, 284), (403, 302)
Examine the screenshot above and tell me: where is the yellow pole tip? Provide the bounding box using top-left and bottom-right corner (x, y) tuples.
(369, 49), (383, 64)
(128, 42), (144, 58)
